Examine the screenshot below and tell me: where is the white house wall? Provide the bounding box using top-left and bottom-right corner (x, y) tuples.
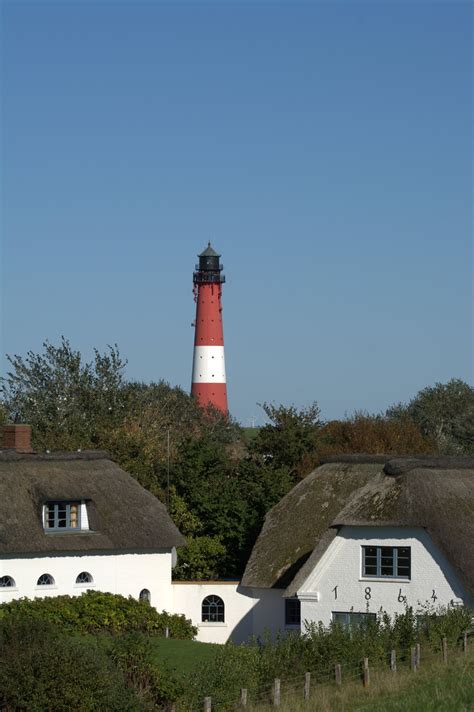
(172, 582), (285, 644)
(297, 526), (470, 629)
(0, 550), (174, 610)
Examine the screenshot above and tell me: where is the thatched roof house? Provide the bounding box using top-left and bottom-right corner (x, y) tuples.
(242, 455), (474, 600)
(0, 449), (185, 555)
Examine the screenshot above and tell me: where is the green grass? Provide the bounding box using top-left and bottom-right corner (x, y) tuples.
(241, 426), (260, 443)
(148, 637), (221, 678)
(252, 649), (474, 712)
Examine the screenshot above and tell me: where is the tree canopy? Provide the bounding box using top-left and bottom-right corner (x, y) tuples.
(386, 379), (474, 454)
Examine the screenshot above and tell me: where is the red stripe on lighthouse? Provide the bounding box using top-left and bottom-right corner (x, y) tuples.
(194, 284), (224, 346)
(191, 383), (228, 413)
(191, 243), (228, 414)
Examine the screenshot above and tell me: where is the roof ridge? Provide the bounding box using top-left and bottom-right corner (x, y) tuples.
(0, 450), (110, 462)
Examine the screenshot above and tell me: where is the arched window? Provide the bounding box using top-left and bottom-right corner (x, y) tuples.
(0, 576), (15, 588)
(139, 589), (151, 603)
(37, 573), (54, 586)
(202, 595), (225, 623)
(75, 572), (93, 585)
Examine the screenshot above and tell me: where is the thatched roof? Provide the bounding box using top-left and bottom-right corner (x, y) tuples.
(0, 450), (185, 555)
(241, 455), (474, 600)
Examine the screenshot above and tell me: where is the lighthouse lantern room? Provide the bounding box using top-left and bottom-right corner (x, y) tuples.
(191, 243), (228, 414)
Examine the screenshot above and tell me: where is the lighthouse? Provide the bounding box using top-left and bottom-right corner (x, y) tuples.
(191, 243), (228, 414)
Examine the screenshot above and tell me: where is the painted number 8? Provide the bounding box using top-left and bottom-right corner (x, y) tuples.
(364, 587), (371, 600)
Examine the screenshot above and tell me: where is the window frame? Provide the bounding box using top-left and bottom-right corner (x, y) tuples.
(332, 611), (377, 628)
(36, 573), (55, 587)
(285, 598), (301, 627)
(44, 501), (82, 532)
(0, 576), (16, 588)
(139, 589), (151, 604)
(75, 571), (93, 585)
(201, 595), (225, 624)
(362, 545), (411, 580)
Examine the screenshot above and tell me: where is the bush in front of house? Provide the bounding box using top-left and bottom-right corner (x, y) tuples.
(0, 590), (197, 639)
(0, 618), (146, 712)
(110, 633), (184, 710)
(178, 604), (472, 710)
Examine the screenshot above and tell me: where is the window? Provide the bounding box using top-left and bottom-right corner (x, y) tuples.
(139, 589), (151, 603)
(0, 576), (15, 588)
(362, 546), (411, 579)
(332, 612), (376, 628)
(285, 598), (301, 626)
(202, 595), (225, 623)
(44, 502), (81, 531)
(37, 573), (54, 586)
(75, 572), (93, 585)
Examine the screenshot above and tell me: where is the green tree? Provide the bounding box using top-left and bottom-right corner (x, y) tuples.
(387, 379), (474, 454)
(1, 337), (127, 450)
(251, 402), (322, 478)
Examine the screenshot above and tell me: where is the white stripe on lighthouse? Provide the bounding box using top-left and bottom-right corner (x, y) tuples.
(192, 346), (226, 383)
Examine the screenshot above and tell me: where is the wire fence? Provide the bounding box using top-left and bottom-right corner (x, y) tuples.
(193, 632), (472, 712)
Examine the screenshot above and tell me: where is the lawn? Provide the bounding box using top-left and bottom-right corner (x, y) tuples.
(148, 637), (221, 678)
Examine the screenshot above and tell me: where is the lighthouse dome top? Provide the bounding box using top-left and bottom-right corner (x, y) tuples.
(199, 242), (220, 258)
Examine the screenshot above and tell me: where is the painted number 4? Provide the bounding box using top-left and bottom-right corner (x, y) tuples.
(431, 589), (438, 602)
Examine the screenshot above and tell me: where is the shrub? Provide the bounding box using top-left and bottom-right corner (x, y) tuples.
(110, 633), (183, 710)
(0, 619), (143, 711)
(0, 590), (197, 639)
(177, 604), (472, 709)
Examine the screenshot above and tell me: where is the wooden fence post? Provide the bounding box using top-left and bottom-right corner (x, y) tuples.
(410, 647), (417, 672)
(390, 649), (397, 673)
(240, 689), (247, 707)
(416, 643), (421, 667)
(272, 679), (281, 707)
(442, 637), (448, 664)
(304, 672), (311, 700)
(335, 664), (342, 686)
(204, 697), (212, 712)
(165, 626), (170, 638)
(363, 658), (370, 687)
(463, 633), (468, 654)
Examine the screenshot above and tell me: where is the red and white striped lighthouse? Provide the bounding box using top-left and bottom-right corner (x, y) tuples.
(191, 243), (228, 414)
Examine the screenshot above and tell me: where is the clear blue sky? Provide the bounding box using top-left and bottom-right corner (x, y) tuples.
(1, 1), (472, 425)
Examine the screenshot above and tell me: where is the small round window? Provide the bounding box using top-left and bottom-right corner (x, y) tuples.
(139, 589), (151, 603)
(0, 576), (15, 588)
(37, 573), (54, 586)
(75, 572), (93, 585)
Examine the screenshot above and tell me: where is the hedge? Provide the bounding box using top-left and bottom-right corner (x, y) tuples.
(0, 590), (197, 639)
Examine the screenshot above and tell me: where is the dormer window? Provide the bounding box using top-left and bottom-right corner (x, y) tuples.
(44, 502), (81, 531)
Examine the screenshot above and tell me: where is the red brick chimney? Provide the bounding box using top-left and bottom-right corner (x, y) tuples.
(2, 425), (33, 453)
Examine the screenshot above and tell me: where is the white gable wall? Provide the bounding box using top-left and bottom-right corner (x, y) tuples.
(0, 550), (174, 610)
(297, 526), (470, 629)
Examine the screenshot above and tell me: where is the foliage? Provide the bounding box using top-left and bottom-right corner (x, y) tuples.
(182, 641), (262, 710)
(316, 412), (436, 460)
(0, 618), (142, 711)
(251, 402), (322, 478)
(0, 590), (197, 639)
(1, 337), (127, 450)
(178, 605), (471, 709)
(387, 379), (474, 454)
(173, 535), (228, 580)
(110, 633), (183, 710)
